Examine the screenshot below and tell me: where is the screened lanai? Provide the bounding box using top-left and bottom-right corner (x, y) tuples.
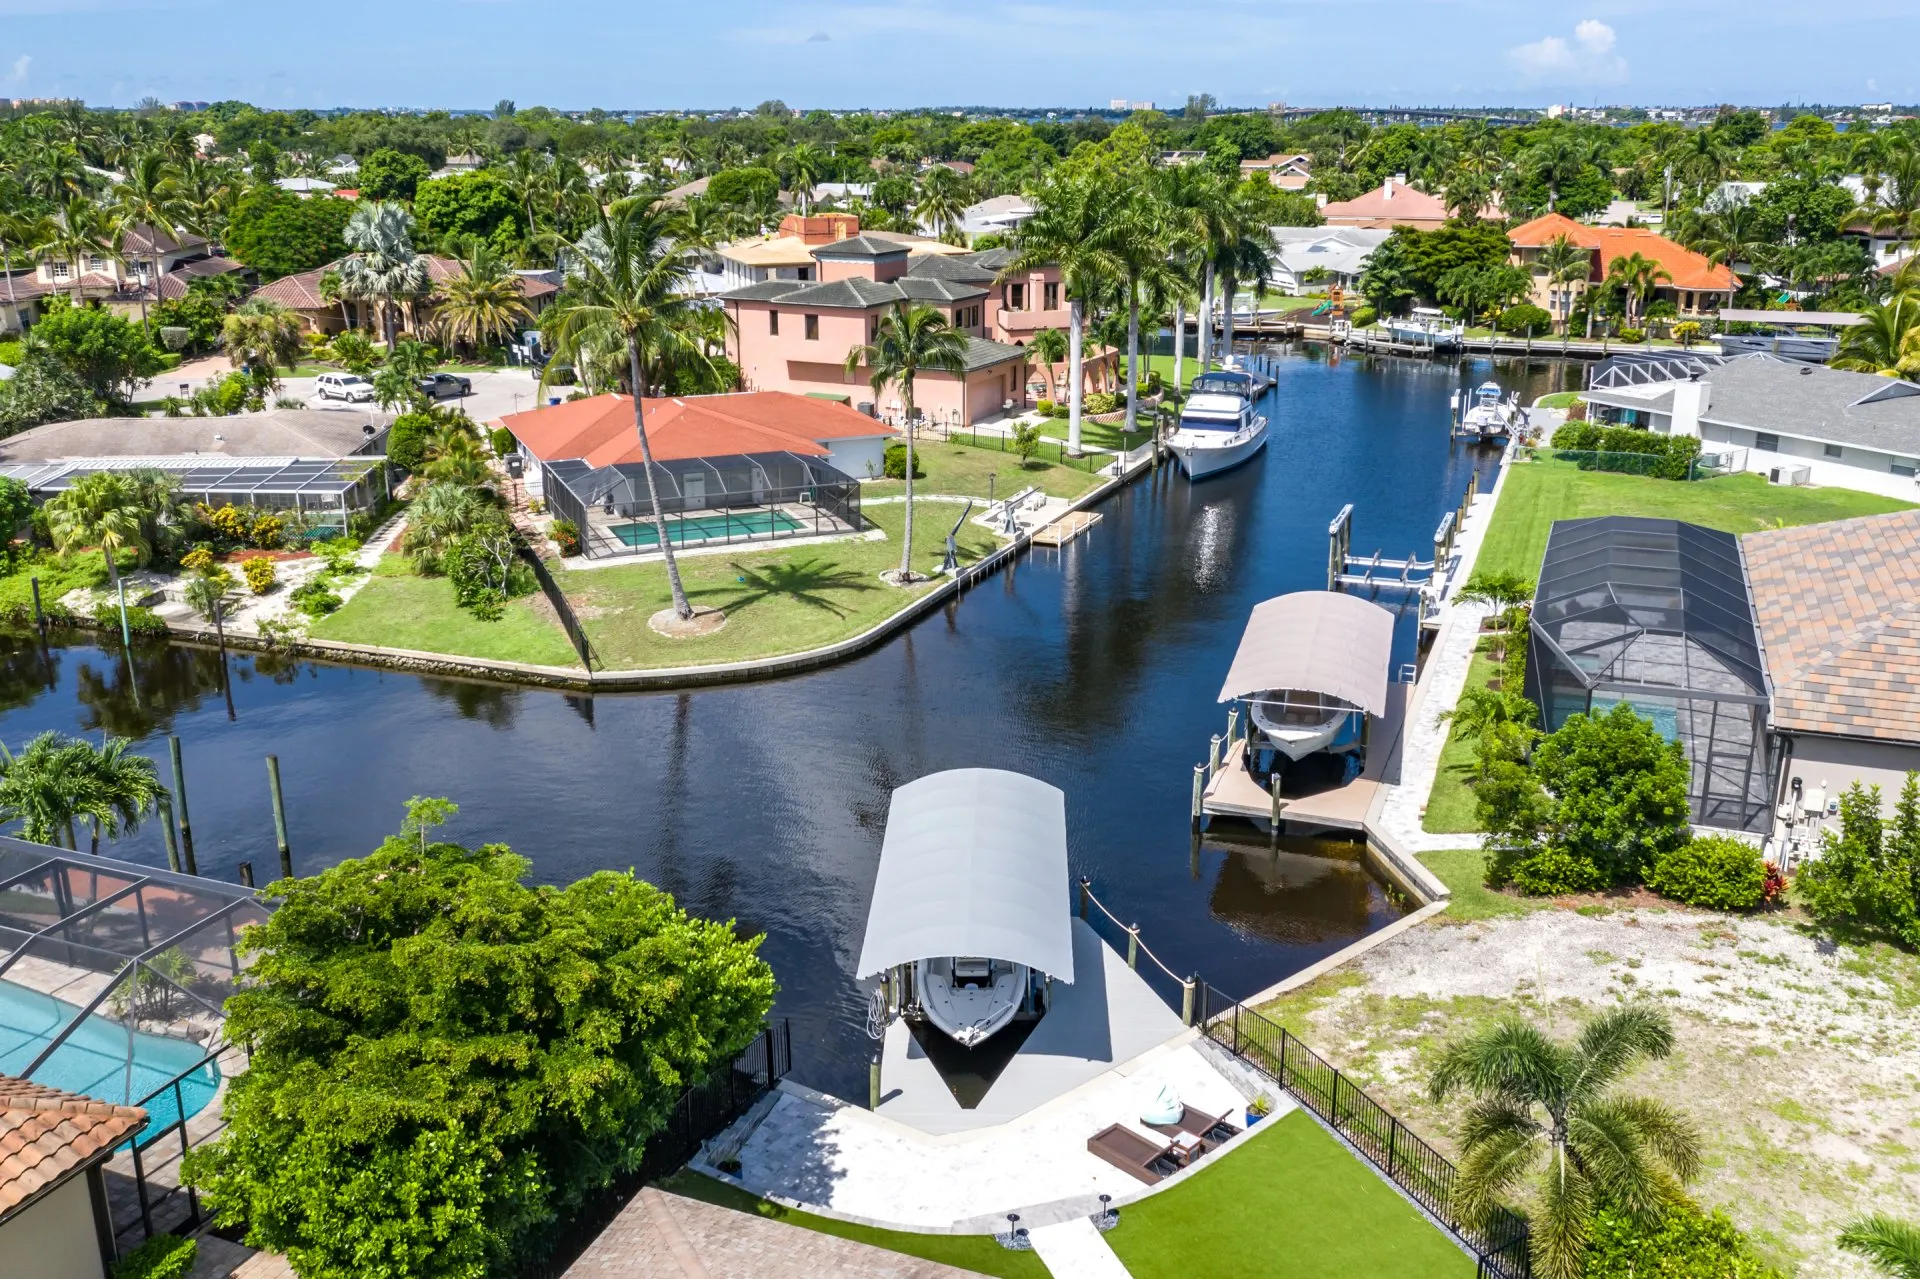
(0, 455), (391, 538)
(544, 451), (863, 559)
(1525, 516), (1774, 832)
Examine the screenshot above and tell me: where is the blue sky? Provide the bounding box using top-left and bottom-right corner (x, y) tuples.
(1, 0), (1913, 110)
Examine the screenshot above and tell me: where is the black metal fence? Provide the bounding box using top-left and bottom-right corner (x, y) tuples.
(928, 422), (1124, 472)
(1199, 985), (1532, 1279)
(516, 545), (593, 669)
(526, 1019), (793, 1278)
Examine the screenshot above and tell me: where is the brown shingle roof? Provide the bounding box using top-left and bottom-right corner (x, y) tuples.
(1743, 508), (1920, 743)
(0, 1075), (147, 1222)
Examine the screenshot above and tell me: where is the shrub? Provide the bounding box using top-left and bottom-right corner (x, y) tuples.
(243, 557), (278, 595)
(1035, 398), (1054, 415)
(1351, 305), (1377, 329)
(1497, 304), (1552, 335)
(882, 443), (924, 480)
(203, 503), (251, 544)
(180, 546), (217, 574)
(1617, 326), (1646, 343)
(1547, 423), (1701, 480)
(1672, 320), (1703, 346)
(289, 579), (342, 618)
(1011, 420), (1044, 463)
(386, 412), (436, 472)
(249, 513), (285, 550)
(1083, 391), (1121, 414)
(120, 605), (170, 636)
(0, 340), (23, 367)
(550, 518), (581, 557)
(112, 1233), (198, 1279)
(1586, 1203), (1779, 1279)
(1647, 835), (1767, 910)
(1045, 401), (1071, 419)
(489, 426), (516, 456)
(1796, 774), (1920, 947)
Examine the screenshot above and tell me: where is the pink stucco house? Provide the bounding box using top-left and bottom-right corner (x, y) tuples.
(721, 228), (1113, 427)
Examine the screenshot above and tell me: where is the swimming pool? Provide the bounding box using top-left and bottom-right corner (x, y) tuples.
(1591, 696), (1680, 743)
(610, 509), (806, 548)
(0, 979), (220, 1137)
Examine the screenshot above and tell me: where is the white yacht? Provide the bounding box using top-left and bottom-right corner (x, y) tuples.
(1455, 381), (1521, 441)
(1168, 370), (1269, 480)
(857, 769), (1073, 1052)
(1384, 306), (1464, 349)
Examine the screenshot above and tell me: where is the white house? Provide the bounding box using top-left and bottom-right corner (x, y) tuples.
(1268, 226), (1389, 295)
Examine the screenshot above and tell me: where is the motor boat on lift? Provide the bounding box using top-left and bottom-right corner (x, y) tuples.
(1454, 381), (1523, 441)
(1217, 591), (1397, 776)
(1384, 306), (1464, 349)
(1167, 369), (1269, 480)
(857, 769), (1074, 1051)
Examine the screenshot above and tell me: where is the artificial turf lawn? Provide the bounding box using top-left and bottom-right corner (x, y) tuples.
(657, 1171), (1051, 1279)
(1104, 1109), (1474, 1279)
(862, 439), (1107, 501)
(556, 499), (1003, 670)
(1474, 456), (1914, 580)
(309, 555), (582, 668)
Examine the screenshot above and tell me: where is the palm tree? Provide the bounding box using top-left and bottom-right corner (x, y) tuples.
(1841, 1216), (1920, 1278)
(1605, 253), (1671, 329)
(1093, 193), (1175, 433)
(41, 195), (121, 305)
(1212, 181), (1276, 359)
(0, 191), (55, 319)
(340, 201), (431, 349)
(916, 164), (972, 244)
(422, 429), (493, 488)
(0, 732), (96, 849)
(1834, 296), (1920, 375)
(783, 142), (827, 214)
(45, 472), (149, 646)
(1430, 1004), (1701, 1279)
(1029, 327), (1068, 402)
(844, 302), (969, 582)
(543, 201), (720, 621)
(403, 481), (493, 571)
(222, 297), (303, 375)
(113, 150), (183, 334)
(1526, 134), (1590, 213)
(435, 236), (532, 357)
(78, 735), (163, 855)
(1535, 234), (1591, 334)
(1151, 163), (1215, 403)
(1003, 172), (1119, 454)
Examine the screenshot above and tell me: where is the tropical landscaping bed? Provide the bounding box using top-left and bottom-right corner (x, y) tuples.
(1263, 851), (1920, 1278)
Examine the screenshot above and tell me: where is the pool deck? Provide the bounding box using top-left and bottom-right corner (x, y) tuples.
(874, 920), (1187, 1136)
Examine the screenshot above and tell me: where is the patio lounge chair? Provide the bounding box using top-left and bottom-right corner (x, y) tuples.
(1146, 1105), (1241, 1146)
(1087, 1123), (1181, 1185)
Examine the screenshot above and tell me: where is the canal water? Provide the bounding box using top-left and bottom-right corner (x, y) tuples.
(0, 346), (1578, 1100)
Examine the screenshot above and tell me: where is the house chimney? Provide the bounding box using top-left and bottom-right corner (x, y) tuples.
(1315, 193), (1327, 209)
(1383, 176), (1394, 199)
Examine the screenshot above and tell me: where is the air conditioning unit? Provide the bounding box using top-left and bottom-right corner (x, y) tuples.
(1766, 465), (1810, 486)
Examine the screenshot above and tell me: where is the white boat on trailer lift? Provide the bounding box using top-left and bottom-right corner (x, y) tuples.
(857, 769), (1074, 1051)
(1217, 591), (1397, 772)
(1452, 380), (1523, 441)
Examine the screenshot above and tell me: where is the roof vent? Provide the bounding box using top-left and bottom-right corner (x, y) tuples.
(1800, 366), (1813, 375)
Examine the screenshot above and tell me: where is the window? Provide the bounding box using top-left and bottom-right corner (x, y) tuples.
(50, 261), (69, 280)
(804, 314), (819, 340)
(1893, 461), (1917, 477)
(1006, 282), (1026, 310)
(1823, 443), (1843, 458)
(1043, 282), (1059, 310)
(797, 267), (813, 281)
(769, 310), (779, 336)
(1755, 432), (1780, 452)
(86, 256), (105, 273)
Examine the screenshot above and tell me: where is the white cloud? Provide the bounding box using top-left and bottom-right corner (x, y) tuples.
(5, 54), (26, 86)
(1509, 18), (1629, 86)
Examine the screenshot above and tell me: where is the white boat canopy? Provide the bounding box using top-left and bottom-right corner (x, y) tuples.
(855, 768), (1075, 983)
(1217, 590), (1396, 716)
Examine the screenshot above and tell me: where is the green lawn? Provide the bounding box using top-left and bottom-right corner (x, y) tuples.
(309, 556), (582, 668)
(1476, 456), (1915, 580)
(1032, 415), (1153, 452)
(1532, 391), (1582, 409)
(1421, 643), (1501, 835)
(1418, 849), (1548, 922)
(864, 439), (1107, 502)
(557, 499), (1002, 670)
(1105, 1110), (1474, 1279)
(658, 1171), (1050, 1279)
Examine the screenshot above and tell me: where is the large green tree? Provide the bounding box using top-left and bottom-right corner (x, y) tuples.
(25, 302), (164, 404)
(357, 147), (432, 203)
(183, 799), (776, 1279)
(412, 172), (526, 256)
(225, 189), (355, 280)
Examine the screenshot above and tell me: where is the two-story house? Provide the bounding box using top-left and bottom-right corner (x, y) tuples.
(0, 224), (249, 335)
(1507, 213), (1735, 320)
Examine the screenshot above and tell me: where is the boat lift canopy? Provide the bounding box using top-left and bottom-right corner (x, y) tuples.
(1217, 591), (1396, 715)
(856, 769), (1075, 983)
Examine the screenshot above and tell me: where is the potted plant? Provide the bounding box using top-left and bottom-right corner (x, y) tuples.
(1246, 1094), (1273, 1128)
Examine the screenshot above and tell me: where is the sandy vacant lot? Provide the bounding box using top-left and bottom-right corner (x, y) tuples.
(1261, 903), (1920, 1277)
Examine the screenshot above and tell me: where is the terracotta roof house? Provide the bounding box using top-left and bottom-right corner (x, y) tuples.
(251, 254), (558, 336)
(1508, 212), (1736, 320)
(1317, 176), (1457, 230)
(1, 223), (249, 336)
(500, 391), (891, 559)
(0, 1075), (147, 1279)
(1743, 508), (1920, 860)
(1241, 153), (1312, 190)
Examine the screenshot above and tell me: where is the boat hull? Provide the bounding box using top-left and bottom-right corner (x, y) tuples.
(914, 958), (1025, 1048)
(1171, 421), (1269, 480)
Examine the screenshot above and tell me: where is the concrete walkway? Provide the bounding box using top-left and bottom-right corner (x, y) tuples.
(1029, 1219), (1132, 1278)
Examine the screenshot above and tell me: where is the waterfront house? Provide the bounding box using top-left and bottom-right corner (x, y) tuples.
(1268, 227), (1389, 296)
(0, 1076), (148, 1279)
(1508, 213), (1735, 320)
(249, 254), (558, 336)
(1579, 352), (1920, 499)
(685, 212), (968, 298)
(498, 391), (890, 558)
(1317, 177), (1454, 231)
(0, 224), (250, 335)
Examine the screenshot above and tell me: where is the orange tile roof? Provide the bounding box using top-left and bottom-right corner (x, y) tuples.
(1507, 214), (1735, 292)
(1319, 180), (1448, 222)
(499, 391), (896, 467)
(1743, 509), (1920, 743)
(0, 1075), (147, 1222)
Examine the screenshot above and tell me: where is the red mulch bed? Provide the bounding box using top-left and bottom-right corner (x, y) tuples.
(222, 549), (313, 563)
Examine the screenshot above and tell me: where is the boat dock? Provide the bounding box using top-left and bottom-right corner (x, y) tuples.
(1327, 470), (1478, 629)
(1031, 509), (1101, 547)
(1196, 681), (1410, 832)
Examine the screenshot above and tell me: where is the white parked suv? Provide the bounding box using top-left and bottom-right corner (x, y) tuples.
(315, 373), (375, 403)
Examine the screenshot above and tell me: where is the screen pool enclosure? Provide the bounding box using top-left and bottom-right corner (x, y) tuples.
(1525, 516), (1773, 833)
(543, 451), (862, 559)
(0, 838), (272, 1245)
(0, 455), (391, 539)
